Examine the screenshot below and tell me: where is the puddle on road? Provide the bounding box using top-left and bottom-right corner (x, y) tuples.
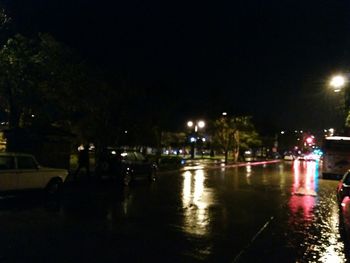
(181, 169), (214, 236)
(287, 161), (347, 262)
(293, 187), (317, 197)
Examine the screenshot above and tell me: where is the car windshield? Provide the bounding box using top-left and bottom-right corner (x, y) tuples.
(120, 151), (136, 162)
(134, 152), (146, 161)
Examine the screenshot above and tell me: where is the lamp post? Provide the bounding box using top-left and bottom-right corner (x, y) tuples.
(330, 74), (350, 132)
(187, 120), (205, 159)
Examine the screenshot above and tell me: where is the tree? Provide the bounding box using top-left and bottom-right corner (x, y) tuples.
(233, 117), (261, 161)
(0, 34), (41, 128)
(0, 8), (148, 152)
(212, 115), (261, 163)
(0, 32), (93, 129)
(161, 131), (187, 150)
(0, 7), (12, 43)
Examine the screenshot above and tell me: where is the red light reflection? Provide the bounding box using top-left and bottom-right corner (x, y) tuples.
(289, 161), (318, 222)
(341, 196), (350, 230)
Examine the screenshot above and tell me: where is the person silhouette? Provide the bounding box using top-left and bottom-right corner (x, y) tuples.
(74, 144), (90, 180)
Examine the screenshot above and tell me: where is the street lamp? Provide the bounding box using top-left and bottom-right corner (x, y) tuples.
(329, 74), (350, 133)
(330, 75), (346, 93)
(187, 120), (205, 159)
(187, 120), (205, 132)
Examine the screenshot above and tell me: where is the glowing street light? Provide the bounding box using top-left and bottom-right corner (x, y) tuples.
(330, 75), (346, 92)
(187, 120), (206, 158)
(187, 120), (205, 132)
(329, 73), (350, 127)
(197, 120), (205, 129)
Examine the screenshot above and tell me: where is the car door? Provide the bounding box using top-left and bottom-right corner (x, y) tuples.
(339, 172), (350, 203)
(16, 156), (44, 190)
(0, 155), (17, 191)
(123, 152), (136, 175)
(133, 152), (150, 176)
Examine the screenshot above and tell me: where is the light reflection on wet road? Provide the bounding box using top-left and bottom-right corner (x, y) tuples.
(182, 170), (214, 236)
(239, 160), (346, 262)
(0, 160), (347, 262)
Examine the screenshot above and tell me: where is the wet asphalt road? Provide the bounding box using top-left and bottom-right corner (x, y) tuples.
(0, 160), (346, 263)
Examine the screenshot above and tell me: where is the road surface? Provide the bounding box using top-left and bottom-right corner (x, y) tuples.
(0, 160), (346, 262)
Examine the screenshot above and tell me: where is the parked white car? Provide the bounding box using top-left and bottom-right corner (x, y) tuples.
(0, 152), (68, 195)
(284, 154), (295, 161)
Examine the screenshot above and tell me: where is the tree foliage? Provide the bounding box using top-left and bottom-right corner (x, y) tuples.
(0, 7), (214, 152)
(0, 32), (91, 130)
(212, 115), (261, 163)
(0, 34), (40, 127)
(0, 7), (12, 45)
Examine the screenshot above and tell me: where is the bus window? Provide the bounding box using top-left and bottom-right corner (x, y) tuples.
(322, 136), (350, 178)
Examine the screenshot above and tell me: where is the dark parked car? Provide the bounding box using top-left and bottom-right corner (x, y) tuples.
(337, 170), (350, 206)
(96, 148), (157, 186)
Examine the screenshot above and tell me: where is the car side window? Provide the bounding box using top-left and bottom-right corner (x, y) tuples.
(134, 152), (146, 162)
(0, 156), (15, 170)
(17, 156), (38, 169)
(123, 152), (136, 162)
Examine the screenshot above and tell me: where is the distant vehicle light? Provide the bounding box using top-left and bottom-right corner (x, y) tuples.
(111, 150), (117, 155)
(312, 149), (323, 156)
(304, 153), (320, 161)
(306, 137), (313, 144)
(121, 152), (128, 157)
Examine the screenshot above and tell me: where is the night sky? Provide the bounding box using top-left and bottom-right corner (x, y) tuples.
(4, 0), (350, 131)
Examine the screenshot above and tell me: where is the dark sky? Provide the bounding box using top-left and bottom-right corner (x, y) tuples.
(5, 0), (350, 131)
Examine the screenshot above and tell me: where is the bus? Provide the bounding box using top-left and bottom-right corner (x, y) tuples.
(322, 136), (350, 179)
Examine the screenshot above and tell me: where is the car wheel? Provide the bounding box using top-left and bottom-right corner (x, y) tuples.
(149, 169), (157, 182)
(46, 179), (63, 197)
